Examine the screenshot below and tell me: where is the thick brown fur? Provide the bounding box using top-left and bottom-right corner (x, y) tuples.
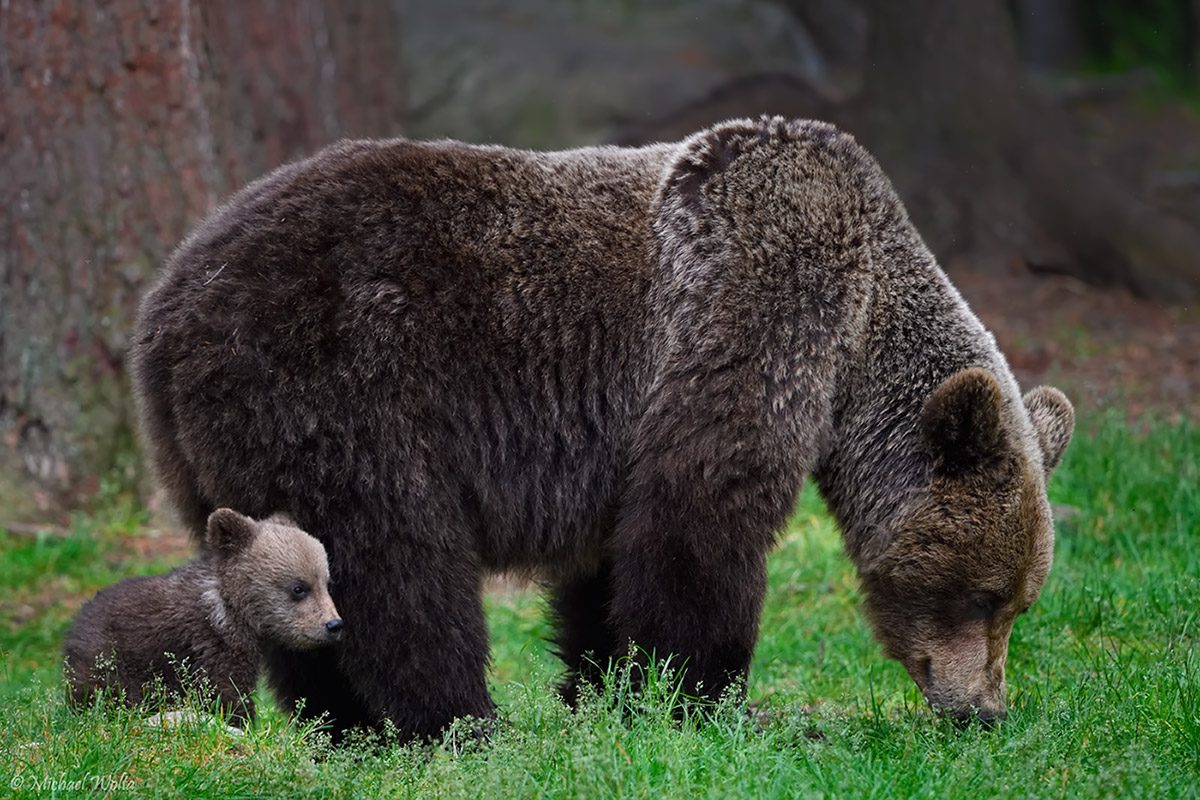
(63, 509), (342, 723)
(131, 117), (1073, 737)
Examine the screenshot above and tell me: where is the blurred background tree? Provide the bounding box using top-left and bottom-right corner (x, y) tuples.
(618, 0), (1200, 299)
(856, 0), (1200, 300)
(2, 0), (1197, 520)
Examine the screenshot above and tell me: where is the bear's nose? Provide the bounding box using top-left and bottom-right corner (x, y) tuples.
(326, 619), (344, 636)
(946, 701), (1005, 730)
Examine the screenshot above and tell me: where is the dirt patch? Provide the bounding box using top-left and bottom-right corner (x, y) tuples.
(951, 266), (1200, 423)
(114, 525), (191, 563)
(0, 521), (191, 633)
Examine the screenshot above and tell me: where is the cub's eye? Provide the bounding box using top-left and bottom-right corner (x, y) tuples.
(290, 582), (310, 600)
(968, 592), (1000, 621)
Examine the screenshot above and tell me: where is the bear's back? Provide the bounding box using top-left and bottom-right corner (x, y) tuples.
(133, 139), (681, 568)
(152, 138), (675, 309)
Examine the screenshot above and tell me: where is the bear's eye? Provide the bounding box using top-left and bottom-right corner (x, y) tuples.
(290, 582), (310, 600)
(967, 592), (1000, 621)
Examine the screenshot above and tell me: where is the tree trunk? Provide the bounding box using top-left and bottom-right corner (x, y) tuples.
(1013, 0), (1086, 72)
(0, 0), (405, 521)
(858, 0), (1200, 301)
(771, 0), (867, 78)
(612, 1), (1200, 301)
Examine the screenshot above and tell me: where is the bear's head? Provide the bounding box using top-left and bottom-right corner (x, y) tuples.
(856, 368), (1074, 725)
(206, 508), (344, 650)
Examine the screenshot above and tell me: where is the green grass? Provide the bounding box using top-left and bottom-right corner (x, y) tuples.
(1, 414), (1197, 798)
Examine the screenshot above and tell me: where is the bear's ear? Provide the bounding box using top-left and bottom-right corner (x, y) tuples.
(1023, 386), (1074, 475)
(921, 368), (1004, 475)
(206, 508), (257, 558)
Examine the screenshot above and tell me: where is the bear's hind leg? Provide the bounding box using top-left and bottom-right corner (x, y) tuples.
(550, 562), (619, 708)
(133, 359), (214, 540)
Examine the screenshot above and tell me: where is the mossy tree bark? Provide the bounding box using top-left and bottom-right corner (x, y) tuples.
(0, 0), (405, 520)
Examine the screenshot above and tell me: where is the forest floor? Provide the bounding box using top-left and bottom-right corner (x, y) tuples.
(953, 267), (1200, 424)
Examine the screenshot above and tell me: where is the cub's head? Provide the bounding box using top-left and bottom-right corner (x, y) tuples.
(206, 509), (344, 650)
(857, 368), (1073, 725)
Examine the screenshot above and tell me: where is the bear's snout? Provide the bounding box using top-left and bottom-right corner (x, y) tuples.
(907, 636), (1008, 729)
(325, 618), (344, 639)
(925, 677), (1007, 729)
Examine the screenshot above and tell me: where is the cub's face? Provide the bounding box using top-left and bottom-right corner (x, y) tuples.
(207, 509), (344, 650)
(240, 519), (344, 650)
(858, 369), (1073, 725)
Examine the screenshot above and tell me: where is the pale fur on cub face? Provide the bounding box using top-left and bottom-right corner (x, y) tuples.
(206, 509), (342, 650)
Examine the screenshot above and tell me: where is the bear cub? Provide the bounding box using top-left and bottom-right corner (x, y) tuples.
(63, 508), (343, 723)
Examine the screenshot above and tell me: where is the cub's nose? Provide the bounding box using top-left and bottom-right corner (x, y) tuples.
(326, 619), (344, 637)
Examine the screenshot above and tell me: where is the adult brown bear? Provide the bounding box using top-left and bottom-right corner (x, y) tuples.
(132, 117), (1073, 739)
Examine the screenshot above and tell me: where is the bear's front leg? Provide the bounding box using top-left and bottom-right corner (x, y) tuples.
(605, 382), (807, 703)
(270, 506), (497, 741)
(608, 514), (769, 702)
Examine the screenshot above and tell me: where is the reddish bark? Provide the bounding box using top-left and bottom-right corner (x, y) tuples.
(0, 0), (405, 519)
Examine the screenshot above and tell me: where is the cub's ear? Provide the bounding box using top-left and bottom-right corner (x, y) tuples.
(922, 368), (1004, 474)
(206, 508), (257, 558)
(1023, 386), (1074, 474)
